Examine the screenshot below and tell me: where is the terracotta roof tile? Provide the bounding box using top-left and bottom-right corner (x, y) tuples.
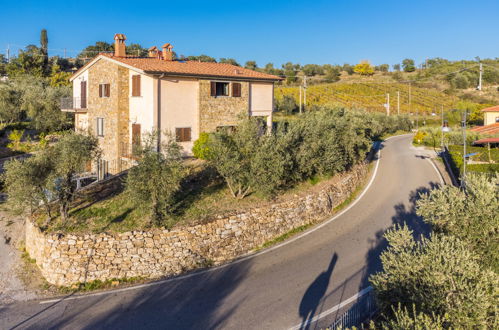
(470, 123), (499, 135)
(481, 105), (499, 112)
(102, 53), (282, 81)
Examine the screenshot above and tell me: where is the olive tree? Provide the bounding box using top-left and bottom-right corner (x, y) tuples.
(416, 173), (499, 271)
(51, 133), (100, 221)
(207, 119), (291, 198)
(125, 135), (186, 226)
(3, 152), (54, 219)
(370, 226), (498, 328)
(3, 132), (99, 222)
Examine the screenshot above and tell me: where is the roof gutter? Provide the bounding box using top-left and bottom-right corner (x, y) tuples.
(144, 71), (282, 82)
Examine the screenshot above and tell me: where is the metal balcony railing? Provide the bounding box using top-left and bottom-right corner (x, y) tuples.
(60, 97), (87, 112)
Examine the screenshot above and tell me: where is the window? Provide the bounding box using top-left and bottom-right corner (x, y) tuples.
(216, 126), (236, 133)
(96, 117), (104, 137)
(132, 75), (141, 97)
(175, 127), (191, 142)
(496, 117), (499, 123)
(210, 82), (229, 97)
(232, 82), (241, 97)
(99, 84), (110, 97)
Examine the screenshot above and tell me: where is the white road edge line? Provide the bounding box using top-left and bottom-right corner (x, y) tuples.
(288, 286), (374, 330)
(39, 134), (408, 305)
(426, 158), (445, 186)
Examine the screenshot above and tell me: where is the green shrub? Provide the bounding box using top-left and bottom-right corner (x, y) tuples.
(370, 226), (498, 328)
(192, 132), (212, 160)
(417, 173), (499, 271)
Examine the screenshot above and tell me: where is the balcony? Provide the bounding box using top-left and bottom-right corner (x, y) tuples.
(60, 97), (88, 112)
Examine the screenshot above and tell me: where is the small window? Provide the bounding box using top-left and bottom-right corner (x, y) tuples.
(99, 84), (110, 97)
(216, 126), (236, 133)
(96, 117), (104, 137)
(132, 75), (141, 97)
(496, 117), (499, 123)
(175, 127), (191, 142)
(210, 82), (229, 97)
(232, 83), (241, 97)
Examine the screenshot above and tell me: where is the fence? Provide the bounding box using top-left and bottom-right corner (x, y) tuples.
(328, 288), (377, 329)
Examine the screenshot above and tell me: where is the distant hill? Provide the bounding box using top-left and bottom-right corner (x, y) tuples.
(276, 82), (461, 115)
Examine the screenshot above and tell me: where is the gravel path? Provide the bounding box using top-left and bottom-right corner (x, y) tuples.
(0, 212), (38, 304)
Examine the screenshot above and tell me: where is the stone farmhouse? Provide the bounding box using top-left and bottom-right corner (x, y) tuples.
(62, 34), (282, 175)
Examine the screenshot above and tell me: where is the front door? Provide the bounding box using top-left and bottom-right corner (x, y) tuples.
(80, 81), (87, 108)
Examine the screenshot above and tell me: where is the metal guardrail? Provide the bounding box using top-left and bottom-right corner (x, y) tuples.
(328, 289), (377, 329)
(60, 97), (87, 111)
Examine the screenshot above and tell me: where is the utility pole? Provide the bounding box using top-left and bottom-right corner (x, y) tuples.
(385, 93), (390, 116)
(408, 83), (412, 115)
(441, 105), (444, 149)
(397, 91), (400, 115)
(303, 76), (307, 111)
(299, 85), (302, 114)
(462, 109), (467, 189)
(6, 44), (9, 63)
(478, 62), (483, 91)
(63, 48), (67, 59)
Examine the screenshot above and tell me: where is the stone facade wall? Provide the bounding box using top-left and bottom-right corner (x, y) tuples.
(26, 164), (368, 286)
(87, 60), (129, 173)
(198, 80), (250, 133)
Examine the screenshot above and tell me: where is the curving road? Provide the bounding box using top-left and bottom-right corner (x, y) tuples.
(0, 135), (444, 330)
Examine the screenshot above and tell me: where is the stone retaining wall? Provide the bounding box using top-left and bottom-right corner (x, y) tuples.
(26, 164), (368, 286)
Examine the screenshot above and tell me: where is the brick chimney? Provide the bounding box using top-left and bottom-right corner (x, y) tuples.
(148, 46), (158, 58)
(114, 34), (127, 57)
(162, 43), (174, 61)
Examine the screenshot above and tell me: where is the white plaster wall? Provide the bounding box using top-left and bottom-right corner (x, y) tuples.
(160, 77), (199, 155)
(73, 70), (88, 109)
(250, 82), (274, 116)
(129, 72), (156, 145)
(75, 113), (89, 132)
(484, 112), (499, 125)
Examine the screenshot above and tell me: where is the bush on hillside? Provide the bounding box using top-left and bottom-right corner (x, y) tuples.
(192, 132), (212, 160)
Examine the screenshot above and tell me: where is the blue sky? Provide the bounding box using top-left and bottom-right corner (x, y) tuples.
(1, 0), (498, 67)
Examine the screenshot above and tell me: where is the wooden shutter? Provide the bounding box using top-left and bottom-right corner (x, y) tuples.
(175, 128), (181, 142)
(175, 128), (191, 142)
(210, 82), (216, 96)
(80, 81), (87, 108)
(132, 75), (141, 97)
(105, 84), (110, 97)
(232, 82), (241, 97)
(132, 123), (141, 145)
(99, 84), (103, 97)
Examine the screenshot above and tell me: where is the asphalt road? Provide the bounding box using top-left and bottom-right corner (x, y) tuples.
(0, 134), (443, 330)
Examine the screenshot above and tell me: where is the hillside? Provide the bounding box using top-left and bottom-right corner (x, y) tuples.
(276, 82), (461, 115)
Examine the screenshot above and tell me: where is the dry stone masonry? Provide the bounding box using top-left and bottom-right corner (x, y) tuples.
(26, 164), (368, 286)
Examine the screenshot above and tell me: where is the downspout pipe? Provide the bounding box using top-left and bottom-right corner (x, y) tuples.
(157, 74), (165, 152)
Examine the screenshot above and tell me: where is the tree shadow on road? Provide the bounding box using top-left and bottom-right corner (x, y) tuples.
(298, 252), (338, 330)
(343, 182), (441, 327)
(11, 259), (252, 330)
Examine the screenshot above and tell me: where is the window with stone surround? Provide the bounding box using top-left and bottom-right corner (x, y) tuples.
(99, 84), (110, 98)
(210, 82), (229, 97)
